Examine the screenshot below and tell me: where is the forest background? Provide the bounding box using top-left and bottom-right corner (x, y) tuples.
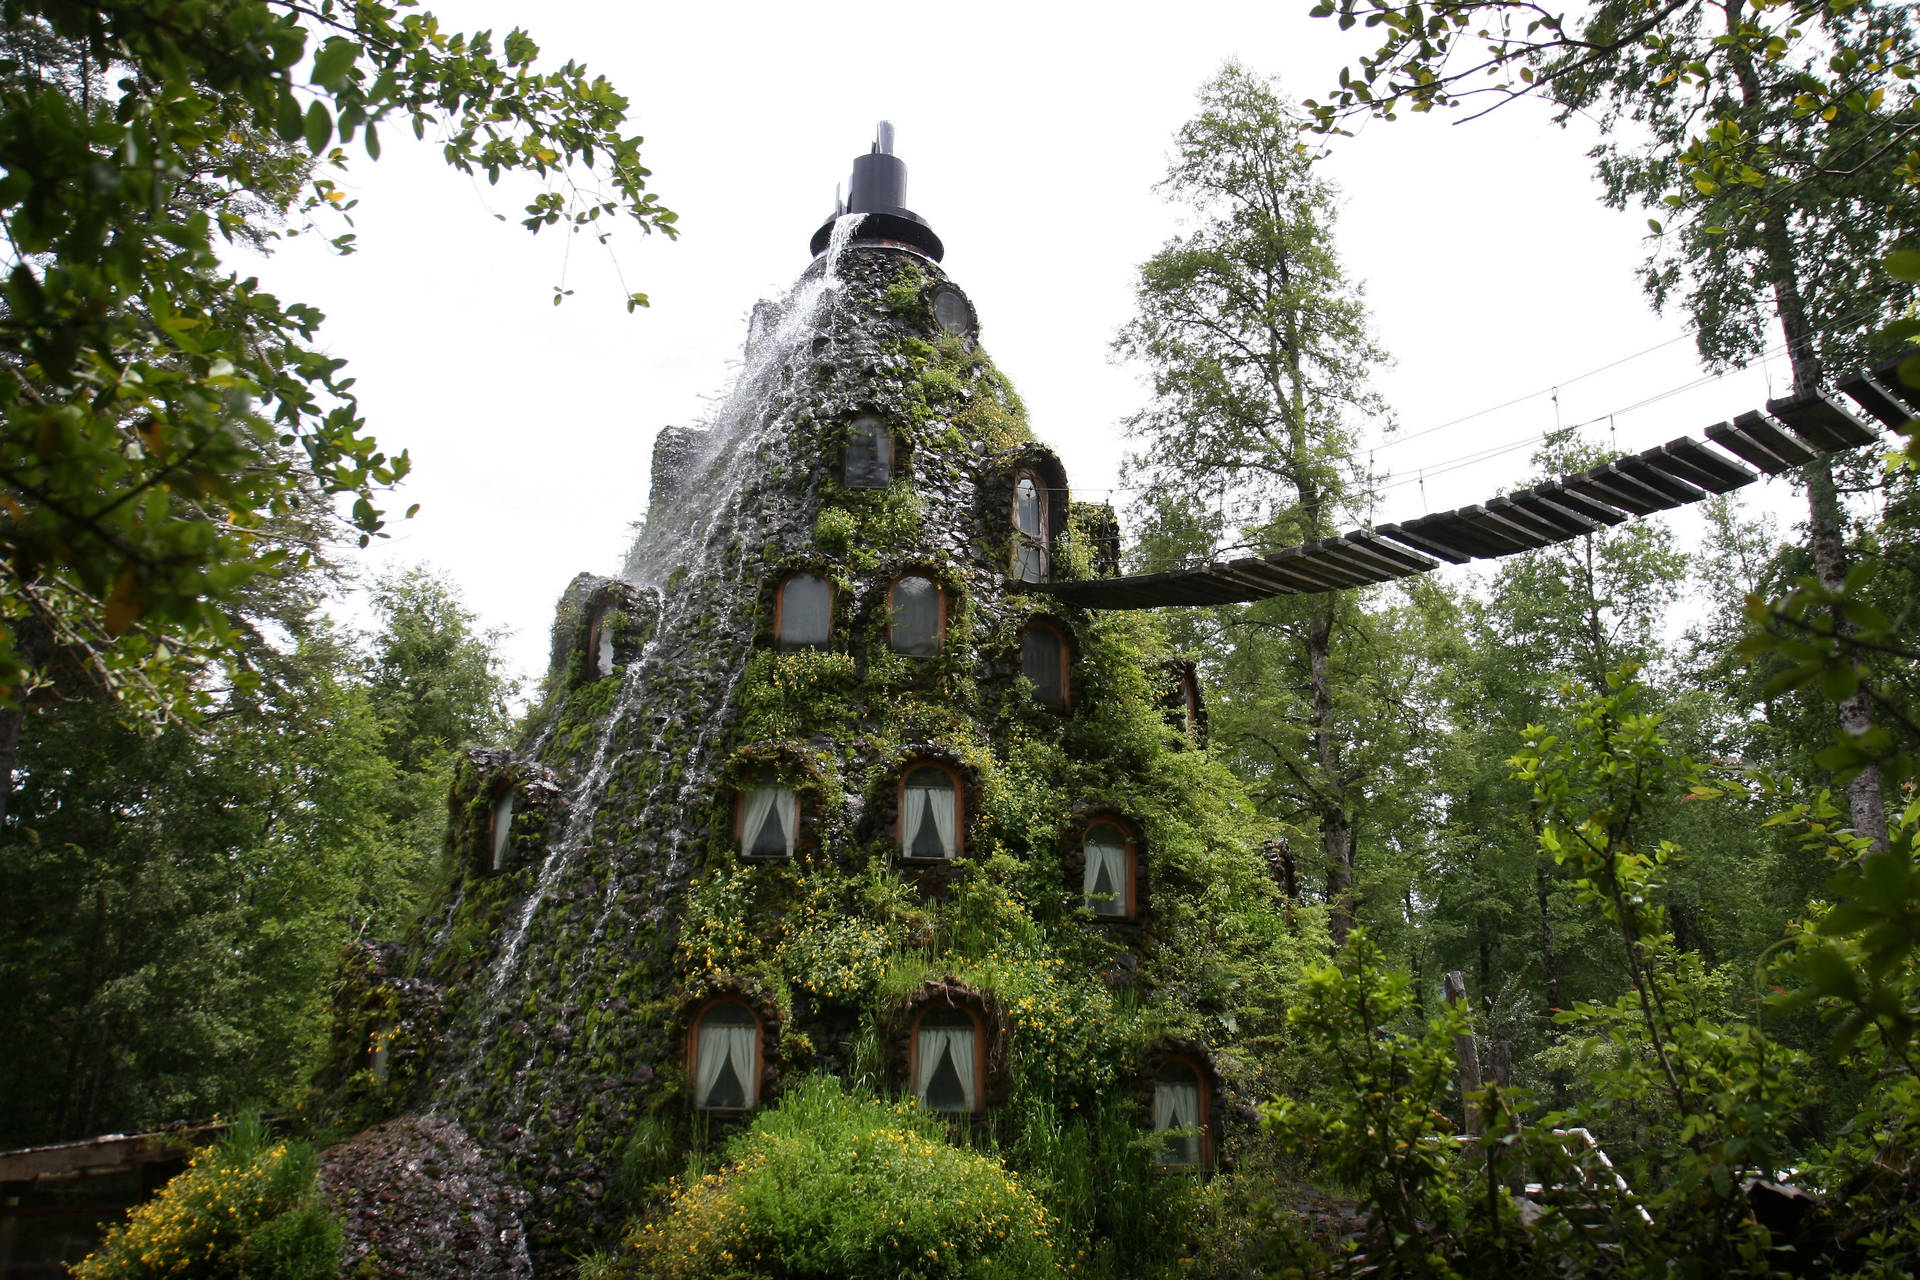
(1, 0), (1918, 1276)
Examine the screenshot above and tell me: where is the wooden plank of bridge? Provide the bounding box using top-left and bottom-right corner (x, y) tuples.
(1373, 520), (1477, 564)
(1403, 510), (1525, 558)
(1611, 454), (1708, 507)
(1765, 389), (1883, 452)
(1486, 493), (1594, 541)
(1562, 463), (1680, 516)
(1642, 438), (1756, 494)
(1839, 372), (1915, 429)
(1515, 482), (1630, 527)
(1342, 530), (1438, 575)
(1869, 355), (1920, 417)
(1735, 410), (1820, 468)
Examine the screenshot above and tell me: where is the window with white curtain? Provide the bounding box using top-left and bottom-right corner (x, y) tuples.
(693, 1002), (759, 1111)
(900, 765), (959, 860)
(915, 1008), (978, 1112)
(1021, 624), (1067, 710)
(738, 781), (798, 859)
(587, 604), (615, 678)
(489, 785), (515, 873)
(776, 574), (832, 650)
(890, 575), (942, 656)
(1010, 471), (1048, 583)
(844, 415), (894, 488)
(1153, 1060), (1204, 1167)
(1082, 820), (1132, 918)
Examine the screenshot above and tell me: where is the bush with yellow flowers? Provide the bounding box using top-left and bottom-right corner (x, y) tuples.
(625, 1075), (1057, 1280)
(72, 1113), (340, 1280)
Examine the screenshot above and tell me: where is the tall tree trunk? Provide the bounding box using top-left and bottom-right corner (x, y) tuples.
(1803, 457), (1890, 852)
(0, 704), (19, 828)
(1309, 598), (1355, 942)
(1728, 5), (1890, 853)
(1535, 857), (1560, 1013)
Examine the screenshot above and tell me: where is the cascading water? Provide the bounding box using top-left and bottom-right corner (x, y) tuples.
(477, 214), (870, 1008)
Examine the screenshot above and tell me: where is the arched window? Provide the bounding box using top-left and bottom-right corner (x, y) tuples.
(1010, 470), (1048, 583)
(488, 783), (515, 873)
(899, 764), (961, 861)
(913, 1007), (981, 1113)
(736, 772), (798, 859)
(691, 1001), (761, 1112)
(586, 604), (615, 679)
(1021, 622), (1069, 711)
(775, 573), (832, 650)
(844, 415), (894, 488)
(889, 575), (944, 657)
(1153, 1059), (1208, 1168)
(1082, 819), (1135, 919)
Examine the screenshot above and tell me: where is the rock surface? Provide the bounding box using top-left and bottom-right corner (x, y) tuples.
(321, 1114), (533, 1280)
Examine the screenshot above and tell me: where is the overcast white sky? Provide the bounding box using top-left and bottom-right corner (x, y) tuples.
(249, 0), (1814, 689)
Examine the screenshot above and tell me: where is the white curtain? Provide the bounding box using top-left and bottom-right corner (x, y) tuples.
(1153, 1080), (1200, 1164)
(1013, 476), (1047, 583)
(742, 787), (796, 857)
(595, 623), (615, 677)
(915, 1026), (977, 1111)
(779, 575), (831, 647)
(1014, 476), (1042, 535)
(901, 787), (930, 856)
(928, 787), (957, 859)
(891, 576), (940, 655)
(902, 783), (956, 859)
(696, 1018), (758, 1109)
(490, 790), (515, 871)
(1083, 834), (1128, 916)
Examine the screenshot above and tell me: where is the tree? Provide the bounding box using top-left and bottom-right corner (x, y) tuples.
(362, 564), (517, 869)
(1116, 63), (1394, 942)
(0, 552), (514, 1146)
(1303, 0), (1918, 853)
(0, 0), (675, 723)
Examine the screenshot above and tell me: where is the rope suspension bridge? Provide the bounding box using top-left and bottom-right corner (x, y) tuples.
(1029, 358), (1917, 610)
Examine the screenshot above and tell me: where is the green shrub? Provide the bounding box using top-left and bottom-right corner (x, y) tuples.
(625, 1075), (1058, 1279)
(72, 1113), (341, 1280)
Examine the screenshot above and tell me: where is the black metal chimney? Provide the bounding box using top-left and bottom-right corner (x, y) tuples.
(810, 121), (944, 262)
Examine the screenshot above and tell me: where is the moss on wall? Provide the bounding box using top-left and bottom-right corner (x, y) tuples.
(338, 245), (1323, 1278)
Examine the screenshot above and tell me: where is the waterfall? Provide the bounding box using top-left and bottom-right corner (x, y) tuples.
(473, 214), (870, 1011)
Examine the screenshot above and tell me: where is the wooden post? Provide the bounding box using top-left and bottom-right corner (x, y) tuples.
(1443, 970), (1482, 1136)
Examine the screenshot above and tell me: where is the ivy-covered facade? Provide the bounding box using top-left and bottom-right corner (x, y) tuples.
(318, 157), (1318, 1275)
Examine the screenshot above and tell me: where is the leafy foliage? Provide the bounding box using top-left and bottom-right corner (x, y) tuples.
(0, 559), (511, 1146)
(0, 0), (674, 718)
(72, 1112), (340, 1280)
(622, 1076), (1058, 1280)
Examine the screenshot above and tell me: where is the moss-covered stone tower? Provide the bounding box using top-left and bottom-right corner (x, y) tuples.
(321, 127), (1311, 1276)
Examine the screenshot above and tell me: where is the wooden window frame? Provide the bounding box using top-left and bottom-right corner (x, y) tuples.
(686, 997), (765, 1115)
(1153, 1055), (1213, 1170)
(1021, 621), (1072, 712)
(897, 761), (964, 862)
(773, 572), (834, 651)
(908, 1004), (987, 1115)
(1009, 469), (1050, 583)
(733, 774), (799, 861)
(886, 573), (948, 656)
(1081, 817), (1139, 922)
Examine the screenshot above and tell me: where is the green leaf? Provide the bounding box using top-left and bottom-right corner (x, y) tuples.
(310, 37), (359, 89)
(303, 100), (333, 153)
(1886, 246), (1920, 282)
